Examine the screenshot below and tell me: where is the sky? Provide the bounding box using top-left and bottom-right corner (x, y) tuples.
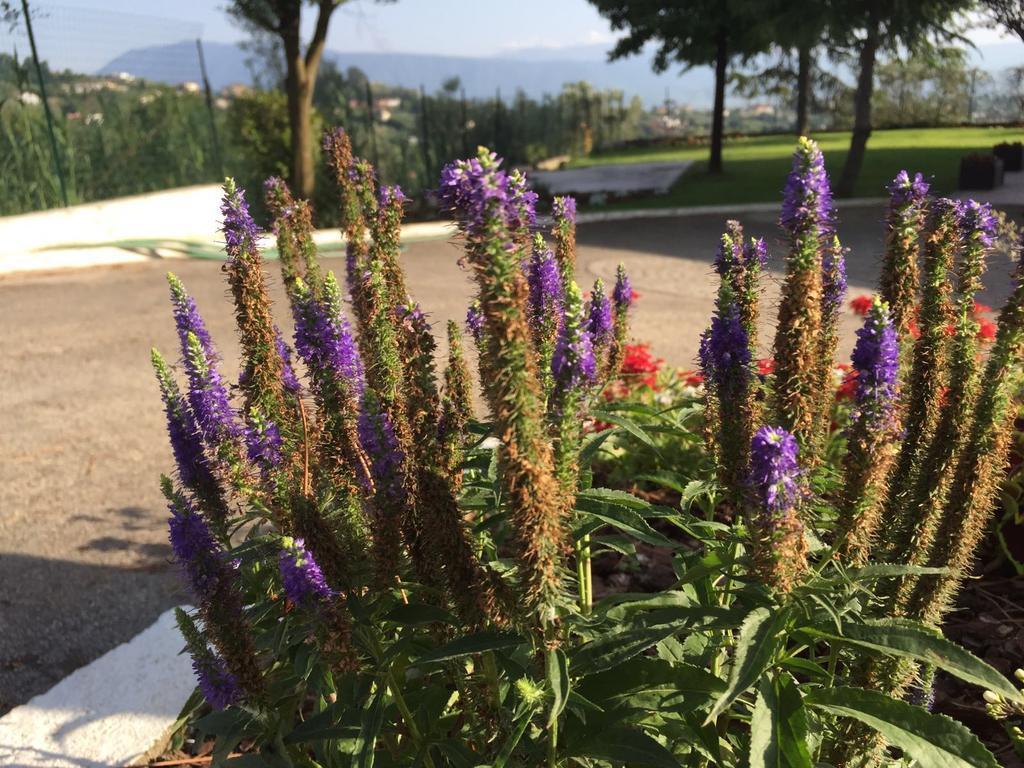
(3, 0), (1016, 77)
(14, 0), (625, 58)
(24, 0), (1022, 56)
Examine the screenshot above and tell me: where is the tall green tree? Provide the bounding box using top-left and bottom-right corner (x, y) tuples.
(983, 0), (1024, 43)
(228, 1), (392, 200)
(588, 0), (778, 173)
(831, 0), (971, 197)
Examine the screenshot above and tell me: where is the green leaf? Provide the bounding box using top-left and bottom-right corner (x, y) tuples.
(546, 648), (570, 726)
(283, 699), (360, 745)
(636, 471), (691, 495)
(805, 687), (999, 768)
(414, 630), (523, 666)
(572, 623), (678, 674)
(674, 549), (734, 587)
(571, 726), (682, 768)
(579, 428), (618, 463)
(680, 479), (713, 506)
(804, 619), (1024, 703)
(580, 657), (725, 704)
(846, 563), (948, 582)
(748, 674), (812, 768)
(590, 410), (662, 455)
(354, 689), (385, 768)
(575, 496), (674, 547)
(705, 606), (790, 724)
(382, 603), (456, 626)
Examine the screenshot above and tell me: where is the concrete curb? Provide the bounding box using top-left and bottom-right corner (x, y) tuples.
(0, 608), (195, 768)
(573, 196), (890, 224)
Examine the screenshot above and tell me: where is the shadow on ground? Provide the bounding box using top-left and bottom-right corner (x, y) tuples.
(0, 554), (181, 715)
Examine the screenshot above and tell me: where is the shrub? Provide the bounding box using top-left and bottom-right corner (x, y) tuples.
(155, 132), (1024, 767)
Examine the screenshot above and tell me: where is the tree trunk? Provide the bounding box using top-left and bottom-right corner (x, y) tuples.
(709, 32), (728, 174)
(836, 7), (880, 198)
(293, 80), (315, 199)
(281, 9), (314, 201)
(795, 44), (812, 136)
(279, 1), (334, 201)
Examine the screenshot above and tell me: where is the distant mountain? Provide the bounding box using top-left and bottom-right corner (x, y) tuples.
(99, 41), (715, 106)
(98, 39), (1021, 108)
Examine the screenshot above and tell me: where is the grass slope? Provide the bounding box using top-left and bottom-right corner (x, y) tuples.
(572, 126), (1022, 209)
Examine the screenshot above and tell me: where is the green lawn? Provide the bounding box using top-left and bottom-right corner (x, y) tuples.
(572, 126), (1022, 209)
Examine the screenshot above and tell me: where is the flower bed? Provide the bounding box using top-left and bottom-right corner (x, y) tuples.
(152, 132), (1024, 767)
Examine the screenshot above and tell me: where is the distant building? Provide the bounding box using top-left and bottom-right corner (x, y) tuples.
(19, 91), (41, 105)
(221, 83), (252, 99)
(179, 81), (201, 94)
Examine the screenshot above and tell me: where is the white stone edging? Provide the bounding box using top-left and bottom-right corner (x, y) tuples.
(0, 608), (195, 768)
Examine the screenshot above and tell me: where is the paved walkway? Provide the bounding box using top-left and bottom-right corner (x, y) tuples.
(0, 178), (1022, 715)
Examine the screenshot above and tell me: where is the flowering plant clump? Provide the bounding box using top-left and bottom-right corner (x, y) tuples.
(156, 132), (1024, 767)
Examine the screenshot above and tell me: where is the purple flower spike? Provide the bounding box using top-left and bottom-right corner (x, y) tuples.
(959, 199), (997, 249)
(293, 291), (364, 399)
(714, 231), (745, 276)
(322, 126), (346, 152)
(278, 537), (332, 605)
(708, 305), (751, 378)
(184, 331), (241, 446)
(850, 298), (899, 430)
(527, 246), (563, 325)
(613, 266), (633, 311)
(194, 654), (240, 710)
(750, 426), (801, 516)
(379, 185), (406, 207)
(823, 244), (848, 315)
(552, 326), (597, 391)
(438, 150), (535, 240)
(780, 137), (833, 238)
(698, 328), (714, 378)
(168, 497), (228, 598)
(168, 274), (216, 362)
(357, 403), (405, 504)
(887, 170), (930, 208)
(274, 327), (301, 394)
(507, 169), (538, 233)
(744, 238), (768, 269)
(245, 418), (283, 470)
(466, 302), (484, 343)
(552, 195), (577, 225)
(587, 281), (614, 347)
(220, 179), (260, 261)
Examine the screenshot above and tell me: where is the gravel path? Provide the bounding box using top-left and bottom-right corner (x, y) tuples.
(1, 205), (1017, 712)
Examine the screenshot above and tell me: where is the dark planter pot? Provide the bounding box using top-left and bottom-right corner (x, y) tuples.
(959, 154), (1004, 190)
(994, 142), (1023, 172)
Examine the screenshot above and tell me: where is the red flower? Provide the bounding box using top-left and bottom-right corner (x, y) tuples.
(757, 358), (775, 375)
(836, 366), (858, 401)
(978, 318), (997, 342)
(973, 302), (992, 316)
(603, 343), (665, 405)
(621, 342), (663, 389)
(907, 314), (921, 340)
(678, 369), (704, 387)
(850, 294), (874, 316)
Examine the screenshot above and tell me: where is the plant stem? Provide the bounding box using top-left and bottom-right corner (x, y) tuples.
(366, 629), (436, 768)
(575, 537), (588, 614)
(482, 650), (503, 712)
(386, 666), (436, 768)
(583, 533), (593, 614)
(548, 716), (559, 767)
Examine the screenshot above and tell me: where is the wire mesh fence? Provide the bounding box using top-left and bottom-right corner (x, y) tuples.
(0, 3), (647, 220)
(0, 4), (220, 216)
